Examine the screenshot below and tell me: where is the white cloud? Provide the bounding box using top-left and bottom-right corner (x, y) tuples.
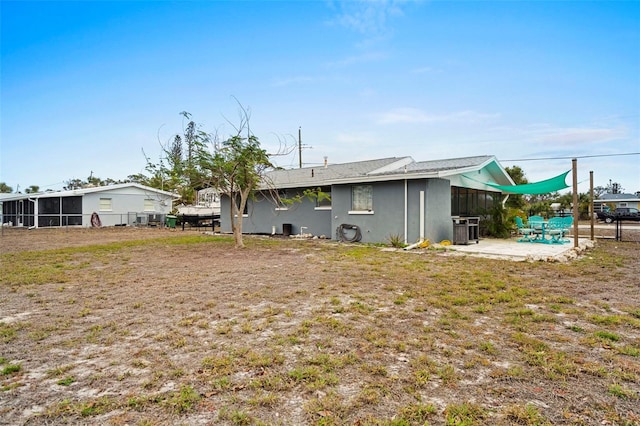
(271, 76), (316, 87)
(410, 66), (441, 74)
(335, 131), (379, 146)
(326, 51), (388, 68)
(329, 0), (407, 35)
(530, 126), (627, 146)
(358, 87), (378, 98)
(377, 108), (501, 125)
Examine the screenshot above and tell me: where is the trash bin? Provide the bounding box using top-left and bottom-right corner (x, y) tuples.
(453, 220), (468, 245)
(452, 217), (479, 245)
(165, 215), (177, 229)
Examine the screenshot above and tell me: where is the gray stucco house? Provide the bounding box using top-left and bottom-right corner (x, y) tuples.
(595, 193), (640, 211)
(0, 183), (179, 228)
(219, 155), (514, 244)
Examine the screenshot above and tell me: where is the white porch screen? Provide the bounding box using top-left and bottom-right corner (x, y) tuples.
(351, 185), (373, 211)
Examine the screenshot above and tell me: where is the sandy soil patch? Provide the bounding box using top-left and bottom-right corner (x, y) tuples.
(1, 227), (638, 425)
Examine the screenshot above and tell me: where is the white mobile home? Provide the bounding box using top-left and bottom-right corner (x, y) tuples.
(0, 183), (179, 228)
(596, 193), (640, 211)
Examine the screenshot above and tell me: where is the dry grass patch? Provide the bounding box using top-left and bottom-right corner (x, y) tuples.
(0, 228), (639, 425)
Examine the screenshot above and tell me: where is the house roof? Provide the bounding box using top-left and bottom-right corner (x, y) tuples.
(403, 155), (494, 174)
(262, 155), (512, 189)
(264, 157), (414, 189)
(598, 193), (640, 202)
(0, 183), (179, 202)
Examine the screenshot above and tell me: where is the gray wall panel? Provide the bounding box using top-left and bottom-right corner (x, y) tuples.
(220, 191), (333, 237)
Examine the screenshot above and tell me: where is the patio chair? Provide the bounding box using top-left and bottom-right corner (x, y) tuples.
(515, 216), (534, 242)
(546, 217), (569, 243)
(560, 216), (573, 239)
(528, 215), (544, 224)
(527, 215), (545, 239)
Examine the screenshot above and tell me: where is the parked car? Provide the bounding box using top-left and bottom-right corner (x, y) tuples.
(596, 210), (612, 222)
(598, 207), (640, 223)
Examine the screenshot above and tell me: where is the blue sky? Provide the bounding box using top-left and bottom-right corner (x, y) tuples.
(2, 0), (639, 194)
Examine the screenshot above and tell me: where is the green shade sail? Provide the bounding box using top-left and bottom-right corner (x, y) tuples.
(464, 170), (571, 194)
(484, 170), (570, 194)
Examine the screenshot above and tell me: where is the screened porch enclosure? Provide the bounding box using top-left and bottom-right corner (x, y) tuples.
(39, 196), (83, 227)
(1, 196), (83, 227)
(2, 199), (35, 227)
(451, 186), (500, 216)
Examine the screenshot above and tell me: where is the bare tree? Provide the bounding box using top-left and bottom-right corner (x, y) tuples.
(141, 112), (211, 203)
(198, 102), (293, 248)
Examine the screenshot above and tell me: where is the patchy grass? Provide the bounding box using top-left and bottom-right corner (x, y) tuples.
(0, 228), (639, 425)
(1, 363), (21, 376)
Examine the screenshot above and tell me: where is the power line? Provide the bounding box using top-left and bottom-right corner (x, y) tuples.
(501, 152), (640, 162)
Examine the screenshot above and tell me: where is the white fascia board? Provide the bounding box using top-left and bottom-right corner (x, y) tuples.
(5, 184), (180, 200)
(265, 169), (448, 188)
(484, 157), (516, 185)
(437, 157), (515, 186)
(99, 183), (180, 198)
(435, 157), (493, 179)
(325, 171), (440, 186)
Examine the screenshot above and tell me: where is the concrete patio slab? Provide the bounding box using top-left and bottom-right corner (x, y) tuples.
(445, 237), (596, 262)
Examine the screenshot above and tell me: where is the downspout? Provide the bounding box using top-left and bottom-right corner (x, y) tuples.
(404, 190), (425, 250)
(403, 179), (408, 245)
(502, 194), (509, 208)
(420, 190), (425, 241)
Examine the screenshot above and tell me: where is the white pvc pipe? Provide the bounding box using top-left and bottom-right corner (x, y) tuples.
(404, 240), (423, 251)
(420, 190), (425, 241)
(405, 191), (426, 251)
(404, 179), (408, 245)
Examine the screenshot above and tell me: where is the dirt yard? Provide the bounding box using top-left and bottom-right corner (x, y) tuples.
(1, 227), (639, 425)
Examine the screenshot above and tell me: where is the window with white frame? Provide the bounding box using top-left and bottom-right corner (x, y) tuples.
(99, 198), (112, 211)
(144, 199), (155, 211)
(234, 196), (249, 216)
(351, 185), (373, 212)
(315, 187), (332, 209)
(274, 190), (289, 211)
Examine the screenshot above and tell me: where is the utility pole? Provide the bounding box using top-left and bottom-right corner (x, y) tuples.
(297, 127), (312, 168)
(589, 171), (594, 241)
(572, 159), (579, 248)
(298, 127), (302, 169)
